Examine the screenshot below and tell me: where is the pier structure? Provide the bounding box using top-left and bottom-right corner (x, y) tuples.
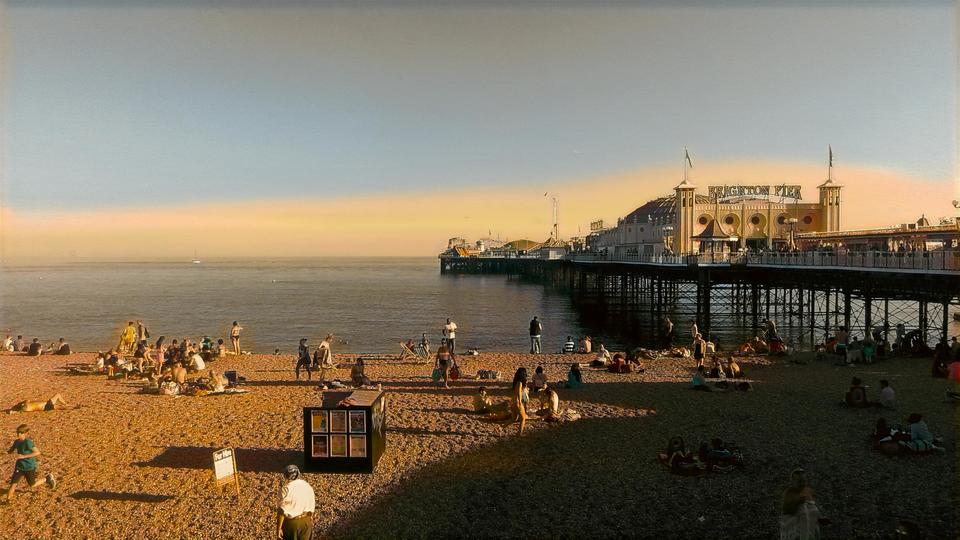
(440, 252), (960, 348)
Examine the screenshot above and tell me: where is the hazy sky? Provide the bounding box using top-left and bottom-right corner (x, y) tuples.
(0, 1), (957, 258)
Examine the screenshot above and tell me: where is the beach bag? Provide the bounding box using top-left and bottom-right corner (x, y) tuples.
(450, 363), (460, 381)
(431, 367), (442, 382)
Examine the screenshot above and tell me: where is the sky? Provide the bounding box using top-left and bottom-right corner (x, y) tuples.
(0, 1), (957, 260)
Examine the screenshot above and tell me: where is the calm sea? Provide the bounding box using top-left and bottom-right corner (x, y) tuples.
(0, 257), (611, 354)
(1, 257), (956, 354)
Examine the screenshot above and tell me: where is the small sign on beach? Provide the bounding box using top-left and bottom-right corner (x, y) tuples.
(212, 447), (240, 497)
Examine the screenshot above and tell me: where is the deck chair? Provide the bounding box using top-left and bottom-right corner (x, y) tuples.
(398, 342), (429, 363)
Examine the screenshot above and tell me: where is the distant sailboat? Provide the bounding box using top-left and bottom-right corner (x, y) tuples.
(192, 250), (201, 264)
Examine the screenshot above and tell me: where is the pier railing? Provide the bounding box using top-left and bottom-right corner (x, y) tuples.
(564, 250), (960, 272)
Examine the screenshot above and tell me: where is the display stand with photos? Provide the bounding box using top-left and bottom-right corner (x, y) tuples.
(303, 390), (387, 473)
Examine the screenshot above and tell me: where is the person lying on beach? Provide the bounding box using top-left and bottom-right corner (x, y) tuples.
(750, 336), (768, 354)
(8, 394), (73, 413)
(565, 364), (583, 388)
(608, 353), (631, 373)
(26, 339), (42, 357)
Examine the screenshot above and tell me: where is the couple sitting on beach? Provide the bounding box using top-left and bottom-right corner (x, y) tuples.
(706, 357), (742, 379)
(872, 414), (945, 454)
(844, 377), (896, 409)
(659, 436), (742, 475)
(475, 368), (566, 433)
(691, 366), (750, 392)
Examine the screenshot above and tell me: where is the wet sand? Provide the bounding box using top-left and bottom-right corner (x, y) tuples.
(0, 350), (955, 539)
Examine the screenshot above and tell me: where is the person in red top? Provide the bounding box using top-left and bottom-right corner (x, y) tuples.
(947, 359), (960, 382)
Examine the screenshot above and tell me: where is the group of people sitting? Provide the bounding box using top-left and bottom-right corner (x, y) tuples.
(3, 335), (71, 356)
(659, 436), (743, 475)
(690, 358), (748, 392)
(932, 337), (960, 379)
(561, 335), (593, 354)
(474, 367), (568, 433)
(871, 413), (945, 454)
(844, 377), (896, 409)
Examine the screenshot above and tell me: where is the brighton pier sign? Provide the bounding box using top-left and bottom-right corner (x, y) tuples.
(707, 185), (802, 202)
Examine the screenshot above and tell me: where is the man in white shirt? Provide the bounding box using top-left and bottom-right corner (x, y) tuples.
(443, 318), (458, 354)
(277, 465), (315, 540)
(2, 335), (12, 352)
(878, 379), (896, 409)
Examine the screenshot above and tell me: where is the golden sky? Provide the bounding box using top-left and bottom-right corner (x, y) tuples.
(2, 162), (956, 262)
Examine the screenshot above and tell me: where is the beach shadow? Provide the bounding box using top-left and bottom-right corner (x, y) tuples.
(135, 446), (303, 473)
(69, 490), (175, 503)
(243, 379), (320, 387)
(414, 407), (474, 414)
(388, 426), (479, 437)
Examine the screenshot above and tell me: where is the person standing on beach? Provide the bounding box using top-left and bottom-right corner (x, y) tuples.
(231, 321), (243, 356)
(529, 316), (542, 354)
(295, 339), (312, 381)
(662, 317), (674, 348)
(693, 333), (706, 370)
(443, 319), (458, 354)
(118, 322), (137, 354)
(6, 424), (56, 503)
(136, 320), (149, 343)
(276, 464), (315, 540)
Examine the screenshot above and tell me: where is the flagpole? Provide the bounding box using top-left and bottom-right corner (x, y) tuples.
(828, 145), (833, 182)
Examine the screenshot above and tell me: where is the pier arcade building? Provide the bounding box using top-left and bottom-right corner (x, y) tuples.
(591, 179), (842, 255)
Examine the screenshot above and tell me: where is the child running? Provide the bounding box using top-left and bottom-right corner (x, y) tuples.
(6, 424), (55, 503)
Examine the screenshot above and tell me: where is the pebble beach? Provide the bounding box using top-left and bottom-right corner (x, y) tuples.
(0, 350), (955, 539)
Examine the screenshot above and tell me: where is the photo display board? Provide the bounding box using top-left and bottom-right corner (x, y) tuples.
(303, 390), (387, 473)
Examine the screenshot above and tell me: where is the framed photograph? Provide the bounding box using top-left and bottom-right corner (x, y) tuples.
(311, 435), (328, 458)
(349, 411), (366, 433)
(310, 410), (328, 433)
(330, 410), (348, 433)
(330, 434), (348, 457)
(349, 435), (367, 458)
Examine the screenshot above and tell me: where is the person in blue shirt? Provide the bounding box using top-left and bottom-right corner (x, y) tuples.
(6, 424), (55, 502)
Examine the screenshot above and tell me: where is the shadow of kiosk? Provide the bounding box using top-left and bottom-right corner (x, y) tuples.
(303, 390), (387, 473)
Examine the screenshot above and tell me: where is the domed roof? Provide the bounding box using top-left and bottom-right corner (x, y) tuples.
(622, 194), (712, 224)
(916, 214), (930, 227)
(503, 239), (538, 251)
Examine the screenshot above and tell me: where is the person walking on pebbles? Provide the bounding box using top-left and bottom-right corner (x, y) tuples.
(276, 464), (315, 540)
(443, 318), (458, 354)
(6, 424), (56, 503)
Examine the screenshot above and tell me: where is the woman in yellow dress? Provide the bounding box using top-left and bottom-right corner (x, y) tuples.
(117, 321), (137, 354)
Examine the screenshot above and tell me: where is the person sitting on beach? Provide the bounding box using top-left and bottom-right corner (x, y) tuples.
(563, 336), (576, 354)
(52, 338), (71, 356)
(931, 354), (949, 378)
(726, 358), (742, 378)
(692, 367), (711, 391)
(188, 351), (206, 373)
(737, 341), (755, 355)
(530, 365), (548, 391)
(698, 438), (738, 472)
(351, 358), (372, 387)
(214, 339), (226, 358)
(12, 335), (24, 353)
(566, 363), (583, 389)
(536, 386), (561, 420)
(664, 436), (703, 476)
(780, 468), (826, 539)
(25, 339), (42, 357)
(2, 335), (13, 352)
(899, 413), (945, 453)
(8, 394), (72, 413)
(707, 357), (726, 379)
(473, 387), (493, 414)
(171, 364), (187, 386)
(750, 335), (768, 354)
(878, 380), (896, 409)
(419, 333), (431, 356)
(590, 344), (611, 367)
(489, 368), (530, 434)
(579, 336), (592, 354)
(844, 377), (878, 407)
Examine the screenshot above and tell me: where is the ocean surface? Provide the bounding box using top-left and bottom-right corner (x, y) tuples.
(0, 258), (609, 354)
(1, 257), (956, 354)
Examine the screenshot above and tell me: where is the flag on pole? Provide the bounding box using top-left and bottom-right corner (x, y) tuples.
(828, 145), (833, 167)
(684, 147), (693, 169)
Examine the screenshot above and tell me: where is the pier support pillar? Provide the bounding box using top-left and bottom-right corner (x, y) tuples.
(942, 302), (950, 344)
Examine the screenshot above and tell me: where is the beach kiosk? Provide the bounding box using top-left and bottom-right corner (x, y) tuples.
(302, 389), (387, 473)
